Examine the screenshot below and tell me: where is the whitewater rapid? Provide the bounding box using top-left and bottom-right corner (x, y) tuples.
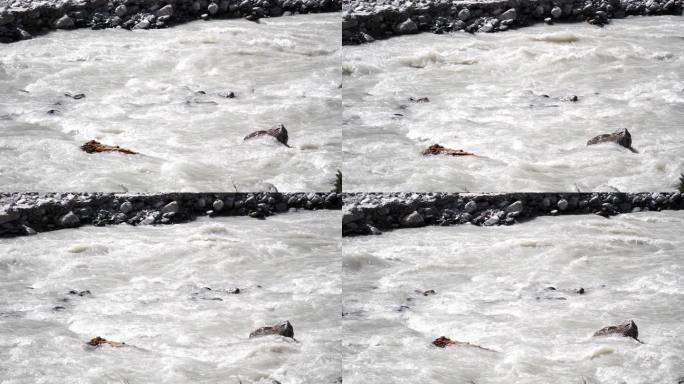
(0, 211), (341, 383)
(342, 16), (684, 192)
(0, 13), (340, 192)
(342, 211), (684, 383)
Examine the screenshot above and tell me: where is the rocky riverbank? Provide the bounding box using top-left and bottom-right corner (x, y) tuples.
(0, 0), (341, 43)
(342, 0), (683, 44)
(0, 192), (340, 237)
(342, 192), (683, 235)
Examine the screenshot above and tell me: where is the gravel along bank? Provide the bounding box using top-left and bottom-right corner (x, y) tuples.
(0, 0), (341, 42)
(342, 0), (683, 44)
(342, 192), (684, 235)
(0, 192), (341, 237)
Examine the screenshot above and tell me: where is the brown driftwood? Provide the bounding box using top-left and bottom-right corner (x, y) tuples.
(423, 144), (476, 157)
(81, 140), (137, 155)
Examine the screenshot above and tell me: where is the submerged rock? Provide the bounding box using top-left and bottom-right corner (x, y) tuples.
(422, 144), (475, 157)
(80, 140), (138, 155)
(587, 128), (637, 153)
(249, 321), (294, 339)
(244, 124), (290, 147)
(593, 320), (639, 341)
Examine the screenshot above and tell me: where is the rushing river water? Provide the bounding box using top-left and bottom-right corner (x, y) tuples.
(0, 14), (340, 192)
(343, 16), (684, 192)
(342, 211), (684, 383)
(0, 211), (341, 383)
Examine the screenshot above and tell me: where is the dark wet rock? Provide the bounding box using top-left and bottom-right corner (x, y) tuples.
(65, 93), (85, 100)
(87, 336), (126, 348)
(577, 287), (585, 294)
(422, 289), (436, 296)
(587, 128), (637, 153)
(55, 15), (74, 29)
(249, 321), (294, 339)
(593, 320), (639, 341)
(47, 109), (60, 115)
(342, 192), (684, 236)
(161, 201), (179, 214)
(409, 97), (430, 103)
(219, 91), (236, 98)
(395, 18), (418, 34)
(58, 211), (80, 227)
(68, 290), (91, 296)
(423, 144), (475, 157)
(432, 336), (492, 351)
(81, 140), (137, 155)
(401, 211), (424, 227)
(244, 124), (290, 147)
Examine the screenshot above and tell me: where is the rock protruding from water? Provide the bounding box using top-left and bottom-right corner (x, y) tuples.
(593, 320), (639, 341)
(244, 124), (290, 147)
(422, 144), (475, 157)
(249, 321), (294, 339)
(342, 192), (684, 236)
(0, 192), (341, 237)
(342, 0), (684, 45)
(587, 128), (638, 153)
(87, 336), (126, 348)
(81, 140), (138, 155)
(0, 0), (341, 43)
(432, 336), (492, 351)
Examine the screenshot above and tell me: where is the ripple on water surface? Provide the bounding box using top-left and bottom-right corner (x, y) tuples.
(0, 13), (341, 191)
(343, 16), (684, 191)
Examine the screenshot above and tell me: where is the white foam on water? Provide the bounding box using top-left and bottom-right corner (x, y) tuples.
(342, 211), (684, 383)
(342, 16), (684, 191)
(0, 13), (341, 192)
(0, 211), (341, 383)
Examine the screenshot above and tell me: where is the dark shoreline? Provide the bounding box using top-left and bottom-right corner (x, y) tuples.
(0, 192), (340, 237)
(0, 0), (341, 43)
(343, 192), (683, 236)
(342, 0), (683, 45)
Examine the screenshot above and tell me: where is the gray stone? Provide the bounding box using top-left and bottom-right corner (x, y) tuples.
(464, 201), (477, 213)
(249, 321), (293, 339)
(551, 6), (562, 18)
(395, 18), (418, 34)
(541, 197), (551, 209)
(208, 2), (219, 14)
(120, 201), (133, 214)
(133, 19), (151, 29)
(401, 211), (424, 227)
(483, 216), (499, 226)
(499, 8), (517, 21)
(593, 320), (639, 340)
(557, 199), (569, 211)
(505, 200), (523, 214)
(55, 15), (74, 29)
(58, 211), (80, 227)
(213, 199), (224, 212)
(157, 4), (174, 17)
(0, 210), (20, 225)
(161, 201), (179, 214)
(458, 8), (471, 21)
(115, 4), (127, 17)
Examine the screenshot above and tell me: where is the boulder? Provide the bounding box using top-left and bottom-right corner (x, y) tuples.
(587, 128), (637, 153)
(593, 320), (639, 341)
(244, 124), (290, 147)
(249, 321), (294, 339)
(401, 211), (424, 227)
(55, 15), (74, 29)
(423, 144), (475, 157)
(58, 211), (80, 227)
